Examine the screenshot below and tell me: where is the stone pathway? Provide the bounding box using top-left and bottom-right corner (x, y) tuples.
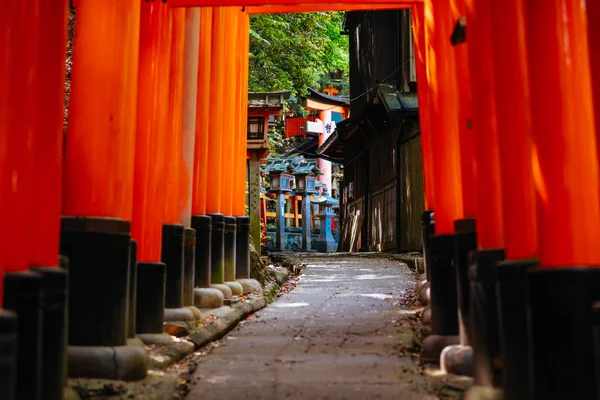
(187, 257), (441, 399)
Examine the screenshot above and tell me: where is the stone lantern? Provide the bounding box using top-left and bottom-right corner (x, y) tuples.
(265, 160), (293, 251)
(292, 160), (322, 251)
(311, 185), (339, 253)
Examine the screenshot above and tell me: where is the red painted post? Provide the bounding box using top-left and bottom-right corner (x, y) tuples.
(133, 1), (173, 262)
(490, 0), (537, 397)
(192, 8), (213, 217)
(426, 0), (463, 235)
(410, 3), (435, 211)
(165, 8), (187, 225)
(525, 0), (600, 397)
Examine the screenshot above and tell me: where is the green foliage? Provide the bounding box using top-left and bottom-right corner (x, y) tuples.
(249, 12), (349, 97)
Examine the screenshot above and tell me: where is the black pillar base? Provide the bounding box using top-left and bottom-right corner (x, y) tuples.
(428, 234), (459, 336)
(4, 271), (43, 400)
(60, 217), (130, 346)
(127, 240), (138, 339)
(469, 248), (505, 387)
(29, 267), (68, 400)
(593, 301), (600, 399)
(191, 215), (211, 288)
(224, 216), (237, 282)
(208, 213), (225, 285)
(236, 216), (250, 280)
(421, 210), (435, 281)
(528, 267), (600, 400)
(136, 262), (166, 334)
(162, 224), (185, 309)
(0, 310), (17, 400)
(183, 228), (196, 307)
(453, 218), (477, 345)
(496, 259), (537, 400)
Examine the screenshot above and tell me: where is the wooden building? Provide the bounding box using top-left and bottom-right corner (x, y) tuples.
(318, 9), (424, 252)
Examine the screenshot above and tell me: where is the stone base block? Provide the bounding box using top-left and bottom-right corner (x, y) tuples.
(464, 386), (504, 400)
(441, 344), (474, 376)
(224, 281), (244, 296)
(236, 278), (262, 294)
(194, 288), (224, 309)
(187, 306), (203, 320)
(137, 333), (173, 346)
(127, 337), (145, 347)
(422, 306), (431, 325)
(423, 334), (460, 362)
(210, 283), (233, 299)
(68, 344), (148, 381)
(164, 307), (195, 322)
(64, 386), (80, 400)
(419, 282), (431, 305)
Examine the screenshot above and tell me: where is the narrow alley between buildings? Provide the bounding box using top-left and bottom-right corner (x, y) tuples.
(186, 256), (467, 399)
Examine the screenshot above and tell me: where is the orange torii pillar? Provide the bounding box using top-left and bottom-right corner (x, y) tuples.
(525, 0), (600, 398)
(421, 0), (463, 360)
(204, 7), (234, 300)
(0, 2), (68, 399)
(235, 11), (254, 286)
(447, 0), (477, 353)
(161, 8), (197, 323)
(190, 8), (225, 308)
(221, 8), (244, 298)
(463, 0), (505, 388)
(62, 0), (147, 382)
(411, 3), (436, 293)
(180, 8), (201, 312)
(132, 0), (173, 339)
(490, 0), (537, 398)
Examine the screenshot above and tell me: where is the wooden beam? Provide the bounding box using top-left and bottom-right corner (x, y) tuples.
(248, 3), (413, 14)
(171, 0), (421, 7)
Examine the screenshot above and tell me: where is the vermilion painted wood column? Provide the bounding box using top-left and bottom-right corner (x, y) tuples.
(191, 8), (214, 295)
(29, 2), (71, 399)
(222, 8), (241, 292)
(490, 0), (536, 398)
(62, 0), (147, 382)
(422, 0), (463, 360)
(464, 0), (505, 387)
(181, 8), (201, 309)
(133, 0), (172, 335)
(162, 8), (191, 319)
(525, 0), (600, 398)
(235, 11), (252, 283)
(445, 0), (478, 356)
(206, 8), (229, 295)
(588, 3), (600, 170)
(411, 3), (433, 212)
(1, 2), (43, 399)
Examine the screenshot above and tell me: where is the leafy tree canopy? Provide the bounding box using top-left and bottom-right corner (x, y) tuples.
(249, 12), (349, 97)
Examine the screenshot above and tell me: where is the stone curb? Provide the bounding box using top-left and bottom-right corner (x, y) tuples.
(67, 294), (269, 399)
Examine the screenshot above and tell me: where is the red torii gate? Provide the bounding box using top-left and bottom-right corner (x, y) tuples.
(2, 0), (600, 399)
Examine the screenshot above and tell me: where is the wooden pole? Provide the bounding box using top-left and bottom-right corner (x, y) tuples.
(451, 1), (476, 219)
(425, 0), (463, 234)
(525, 0), (600, 267)
(465, 0), (503, 249)
(164, 8), (187, 225)
(491, 0), (536, 260)
(0, 0), (41, 277)
(180, 8), (201, 227)
(220, 7), (240, 217)
(234, 11), (251, 217)
(64, 1), (138, 221)
(205, 7), (227, 214)
(411, 3), (434, 210)
(133, 1), (173, 262)
(192, 8), (213, 216)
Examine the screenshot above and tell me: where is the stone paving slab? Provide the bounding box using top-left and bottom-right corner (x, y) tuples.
(187, 257), (445, 399)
